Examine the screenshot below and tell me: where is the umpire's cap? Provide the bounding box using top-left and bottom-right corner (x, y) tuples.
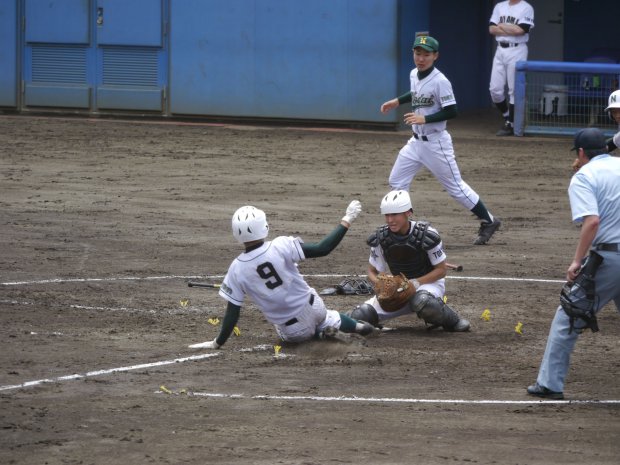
(413, 36), (439, 52)
(571, 128), (607, 151)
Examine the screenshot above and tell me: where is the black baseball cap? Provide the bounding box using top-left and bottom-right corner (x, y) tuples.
(571, 128), (606, 151)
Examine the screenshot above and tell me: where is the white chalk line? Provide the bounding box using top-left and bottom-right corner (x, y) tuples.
(2, 343), (618, 405)
(1, 273), (564, 287)
(0, 353), (220, 392)
(167, 391), (620, 406)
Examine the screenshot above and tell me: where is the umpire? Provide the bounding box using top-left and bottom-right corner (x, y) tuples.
(527, 128), (620, 399)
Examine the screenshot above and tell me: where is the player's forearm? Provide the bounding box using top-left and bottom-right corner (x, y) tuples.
(423, 104), (457, 124)
(397, 92), (412, 105)
(367, 265), (380, 285)
(500, 23), (526, 36)
(215, 303), (241, 347)
(302, 224), (348, 258)
(417, 262), (447, 285)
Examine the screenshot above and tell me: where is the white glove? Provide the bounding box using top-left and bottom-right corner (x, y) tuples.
(188, 338), (221, 349)
(342, 200), (362, 224)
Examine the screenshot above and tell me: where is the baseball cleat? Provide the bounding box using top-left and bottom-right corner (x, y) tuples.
(496, 120), (514, 136)
(526, 382), (564, 400)
(474, 218), (501, 245)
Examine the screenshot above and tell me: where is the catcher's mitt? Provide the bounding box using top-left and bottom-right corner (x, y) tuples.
(374, 272), (415, 312)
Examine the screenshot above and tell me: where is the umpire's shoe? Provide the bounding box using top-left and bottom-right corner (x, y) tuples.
(474, 218), (501, 245)
(527, 382), (564, 400)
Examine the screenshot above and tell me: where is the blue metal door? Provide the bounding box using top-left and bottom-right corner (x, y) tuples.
(22, 0), (168, 113)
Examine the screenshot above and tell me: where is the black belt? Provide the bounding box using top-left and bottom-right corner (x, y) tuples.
(284, 294), (314, 326)
(595, 243), (619, 252)
(413, 132), (429, 141)
(499, 42), (520, 48)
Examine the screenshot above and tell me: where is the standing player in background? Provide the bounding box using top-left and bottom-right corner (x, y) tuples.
(380, 35), (501, 246)
(527, 128), (620, 399)
(489, 0), (534, 136)
(188, 201), (374, 350)
(604, 90), (620, 152)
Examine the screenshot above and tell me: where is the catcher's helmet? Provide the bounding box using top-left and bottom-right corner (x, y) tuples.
(380, 190), (412, 214)
(232, 206), (269, 244)
(605, 90), (620, 121)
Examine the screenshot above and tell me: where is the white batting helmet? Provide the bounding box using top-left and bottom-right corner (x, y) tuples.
(605, 90), (620, 121)
(232, 206), (269, 243)
(380, 190), (412, 214)
(605, 90), (620, 111)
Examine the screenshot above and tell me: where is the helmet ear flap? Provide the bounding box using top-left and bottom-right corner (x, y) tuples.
(231, 206), (269, 243)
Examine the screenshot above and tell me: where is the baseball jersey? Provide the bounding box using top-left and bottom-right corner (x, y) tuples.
(568, 154), (620, 245)
(369, 221), (446, 273)
(219, 236), (312, 325)
(489, 0), (534, 44)
(409, 67), (455, 136)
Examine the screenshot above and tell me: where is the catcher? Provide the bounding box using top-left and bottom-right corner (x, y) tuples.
(351, 190), (470, 332)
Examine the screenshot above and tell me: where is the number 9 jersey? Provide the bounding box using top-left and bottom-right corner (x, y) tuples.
(218, 236), (313, 325)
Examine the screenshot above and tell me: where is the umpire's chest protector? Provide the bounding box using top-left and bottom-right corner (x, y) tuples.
(368, 222), (438, 279)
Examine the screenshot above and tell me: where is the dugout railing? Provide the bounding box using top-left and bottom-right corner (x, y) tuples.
(514, 61), (620, 137)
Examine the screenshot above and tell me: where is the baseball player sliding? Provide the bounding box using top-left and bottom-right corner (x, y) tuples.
(188, 201), (374, 349)
(381, 35), (501, 245)
(489, 0), (535, 136)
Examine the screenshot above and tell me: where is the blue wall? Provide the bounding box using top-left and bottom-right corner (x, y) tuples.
(564, 0), (620, 63)
(0, 0), (18, 107)
(169, 0), (399, 123)
(2, 0), (618, 120)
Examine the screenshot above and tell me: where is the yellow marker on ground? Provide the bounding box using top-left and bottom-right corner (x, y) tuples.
(443, 295), (448, 304)
(274, 345), (282, 356)
(207, 318), (220, 325)
(480, 309), (491, 321)
(233, 326), (241, 336)
(179, 298), (189, 307)
(515, 322), (524, 335)
(159, 385), (172, 395)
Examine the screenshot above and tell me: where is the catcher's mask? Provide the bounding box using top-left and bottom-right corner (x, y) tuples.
(232, 206), (269, 244)
(380, 190), (412, 214)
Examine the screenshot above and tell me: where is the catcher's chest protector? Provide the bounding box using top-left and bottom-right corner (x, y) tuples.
(375, 223), (435, 279)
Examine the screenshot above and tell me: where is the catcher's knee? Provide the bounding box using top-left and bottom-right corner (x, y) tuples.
(409, 291), (460, 330)
(350, 303), (379, 327)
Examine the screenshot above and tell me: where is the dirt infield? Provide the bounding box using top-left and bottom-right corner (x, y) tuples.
(1, 112), (619, 464)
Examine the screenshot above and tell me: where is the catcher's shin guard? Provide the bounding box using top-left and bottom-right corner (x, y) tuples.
(409, 291), (469, 331)
(350, 304), (379, 327)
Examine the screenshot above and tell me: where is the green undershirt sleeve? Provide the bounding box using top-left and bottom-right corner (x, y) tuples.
(215, 302), (241, 346)
(423, 104), (458, 124)
(302, 224), (348, 258)
(397, 92), (412, 105)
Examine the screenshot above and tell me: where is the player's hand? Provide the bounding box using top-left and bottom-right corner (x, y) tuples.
(380, 99), (399, 114)
(403, 112), (426, 125)
(342, 200), (362, 225)
(188, 338), (221, 350)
